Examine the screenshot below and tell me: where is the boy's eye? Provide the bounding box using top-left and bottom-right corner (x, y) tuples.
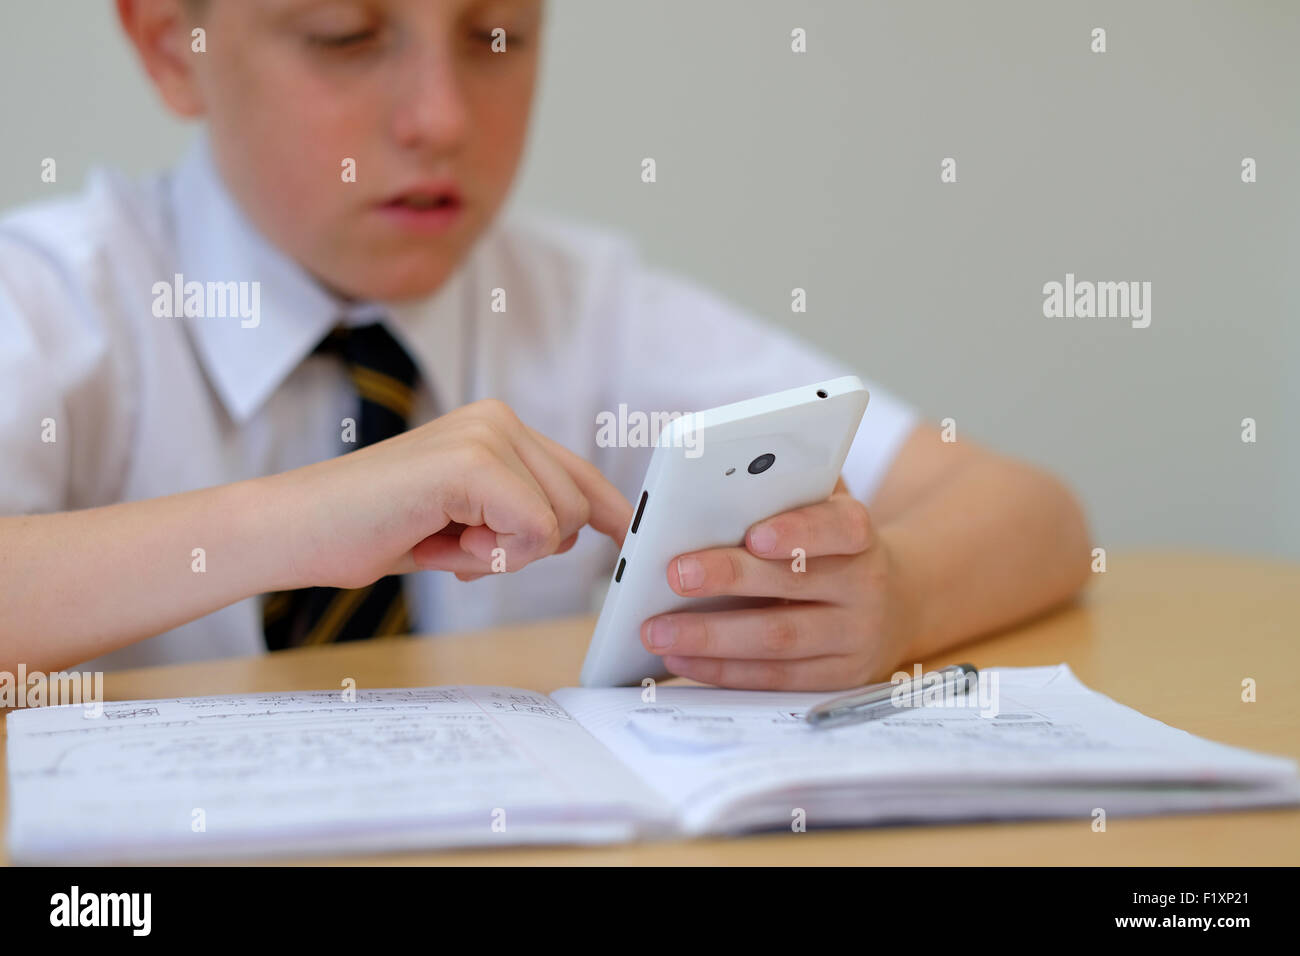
(307, 29), (377, 49)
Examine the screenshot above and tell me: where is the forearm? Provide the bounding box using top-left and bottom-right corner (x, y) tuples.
(0, 477), (295, 672)
(879, 455), (1092, 661)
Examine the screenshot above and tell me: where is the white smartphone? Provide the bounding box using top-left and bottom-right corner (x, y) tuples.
(580, 376), (870, 686)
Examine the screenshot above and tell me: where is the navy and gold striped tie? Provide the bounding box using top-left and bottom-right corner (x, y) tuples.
(263, 322), (418, 650)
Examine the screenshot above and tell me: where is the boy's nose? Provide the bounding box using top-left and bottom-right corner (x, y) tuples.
(390, 49), (470, 153)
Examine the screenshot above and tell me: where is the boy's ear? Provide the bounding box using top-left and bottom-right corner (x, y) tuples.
(116, 0), (207, 118)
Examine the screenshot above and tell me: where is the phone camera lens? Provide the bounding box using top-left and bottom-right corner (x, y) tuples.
(748, 453), (775, 475)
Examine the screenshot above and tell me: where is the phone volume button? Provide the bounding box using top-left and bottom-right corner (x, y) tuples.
(630, 490), (648, 534)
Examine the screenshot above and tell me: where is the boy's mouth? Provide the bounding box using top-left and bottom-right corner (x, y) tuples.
(376, 184), (465, 233)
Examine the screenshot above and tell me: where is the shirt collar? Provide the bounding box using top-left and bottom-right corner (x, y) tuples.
(169, 132), (468, 424)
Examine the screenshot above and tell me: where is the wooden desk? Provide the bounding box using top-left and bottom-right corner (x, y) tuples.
(3, 551), (1296, 865)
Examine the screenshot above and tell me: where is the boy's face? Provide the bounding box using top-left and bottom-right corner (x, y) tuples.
(135, 0), (543, 302)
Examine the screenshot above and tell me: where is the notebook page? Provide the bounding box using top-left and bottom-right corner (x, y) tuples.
(5, 686), (671, 863)
(553, 665), (1300, 834)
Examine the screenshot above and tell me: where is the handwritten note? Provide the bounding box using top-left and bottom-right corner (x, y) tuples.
(6, 686), (666, 863)
(553, 666), (1300, 834)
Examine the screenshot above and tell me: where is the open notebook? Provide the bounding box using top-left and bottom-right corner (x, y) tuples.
(6, 664), (1297, 863)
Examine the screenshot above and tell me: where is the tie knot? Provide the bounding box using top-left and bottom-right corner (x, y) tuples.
(315, 322), (419, 391)
(316, 321), (420, 431)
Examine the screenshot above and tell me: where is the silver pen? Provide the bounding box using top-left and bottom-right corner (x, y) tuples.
(805, 663), (979, 729)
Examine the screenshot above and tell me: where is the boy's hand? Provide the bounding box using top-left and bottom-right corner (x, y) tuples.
(639, 478), (918, 691)
(270, 399), (633, 590)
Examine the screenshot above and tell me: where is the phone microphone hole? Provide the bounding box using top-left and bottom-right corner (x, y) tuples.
(816, 389), (828, 399)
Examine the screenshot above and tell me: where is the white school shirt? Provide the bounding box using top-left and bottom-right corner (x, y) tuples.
(0, 135), (918, 671)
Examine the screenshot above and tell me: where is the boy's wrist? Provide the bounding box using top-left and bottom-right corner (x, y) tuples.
(876, 524), (933, 664)
(229, 474), (311, 593)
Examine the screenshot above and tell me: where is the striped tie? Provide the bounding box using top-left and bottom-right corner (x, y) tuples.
(263, 322), (419, 650)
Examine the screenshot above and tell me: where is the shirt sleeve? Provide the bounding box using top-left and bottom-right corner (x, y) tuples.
(0, 235), (131, 515)
(594, 257), (920, 506)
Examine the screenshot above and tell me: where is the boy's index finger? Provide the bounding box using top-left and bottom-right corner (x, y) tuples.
(529, 430), (634, 545)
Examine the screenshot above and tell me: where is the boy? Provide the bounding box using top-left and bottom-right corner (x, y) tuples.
(0, 0), (1090, 689)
